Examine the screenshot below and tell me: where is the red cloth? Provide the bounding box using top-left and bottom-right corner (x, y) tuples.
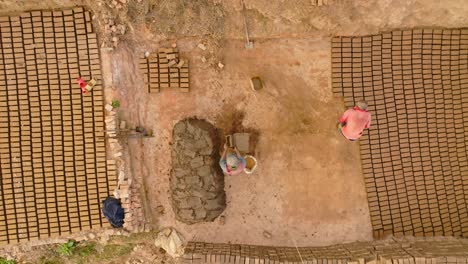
(77, 78), (87, 94)
(339, 106), (371, 140)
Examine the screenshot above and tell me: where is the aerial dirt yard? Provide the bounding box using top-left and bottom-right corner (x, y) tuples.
(101, 0), (468, 246)
(115, 38), (373, 246)
(1, 0), (468, 256)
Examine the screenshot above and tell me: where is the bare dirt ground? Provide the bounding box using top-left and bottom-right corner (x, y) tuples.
(102, 0), (468, 247)
(108, 37), (372, 246)
(2, 0), (468, 255)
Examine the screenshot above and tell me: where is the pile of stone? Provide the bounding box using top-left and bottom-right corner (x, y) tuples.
(170, 119), (226, 224)
(93, 0), (128, 49)
(311, 0), (335, 6)
(108, 0), (127, 9)
(104, 103), (148, 232)
(100, 15), (126, 48)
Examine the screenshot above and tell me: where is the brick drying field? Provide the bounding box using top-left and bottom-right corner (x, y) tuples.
(0, 8), (112, 244)
(332, 29), (468, 238)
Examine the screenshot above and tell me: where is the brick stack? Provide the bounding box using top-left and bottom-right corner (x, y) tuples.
(183, 238), (468, 264)
(0, 8), (111, 245)
(139, 47), (190, 93)
(331, 29), (468, 238)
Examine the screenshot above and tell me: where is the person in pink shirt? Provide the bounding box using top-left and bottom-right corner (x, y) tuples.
(339, 100), (371, 141)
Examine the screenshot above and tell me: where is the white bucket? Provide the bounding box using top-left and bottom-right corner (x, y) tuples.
(244, 155), (258, 174)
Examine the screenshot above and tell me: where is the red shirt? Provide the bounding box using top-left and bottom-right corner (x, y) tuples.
(339, 107), (371, 140)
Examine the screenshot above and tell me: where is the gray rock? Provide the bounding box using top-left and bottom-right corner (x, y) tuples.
(173, 122), (186, 135)
(193, 127), (203, 139)
(178, 199), (191, 209)
(183, 149), (196, 159)
(194, 208), (207, 219)
(202, 175), (214, 188)
(174, 168), (190, 178)
(197, 165), (211, 178)
(177, 182), (187, 190)
(172, 157), (182, 166)
(187, 196), (202, 208)
(191, 188), (217, 199)
(200, 147), (212, 155)
(155, 228), (184, 257)
(185, 176), (201, 186)
(173, 190), (186, 199)
(205, 198), (222, 210)
(179, 209), (193, 219)
(170, 179), (178, 191)
(206, 209), (224, 221)
(194, 139), (207, 149)
(184, 142), (196, 151)
(190, 156), (204, 168)
(203, 133), (212, 146)
(186, 122), (195, 134)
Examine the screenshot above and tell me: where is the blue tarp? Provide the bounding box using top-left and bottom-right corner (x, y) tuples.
(102, 197), (125, 228)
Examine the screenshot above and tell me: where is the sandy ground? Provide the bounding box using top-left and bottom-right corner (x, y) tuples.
(99, 0), (468, 247)
(104, 36), (372, 246)
(3, 0), (468, 249)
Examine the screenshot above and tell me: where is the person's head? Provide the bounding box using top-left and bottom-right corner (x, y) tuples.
(356, 100), (368, 110)
(226, 154), (240, 170)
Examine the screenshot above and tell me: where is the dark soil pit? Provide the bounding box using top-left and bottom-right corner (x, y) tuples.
(170, 118), (226, 224)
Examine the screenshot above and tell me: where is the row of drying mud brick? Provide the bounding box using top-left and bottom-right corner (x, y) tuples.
(139, 47), (190, 93)
(0, 8), (113, 245)
(331, 29), (468, 238)
(0, 8), (99, 83)
(182, 238), (468, 263)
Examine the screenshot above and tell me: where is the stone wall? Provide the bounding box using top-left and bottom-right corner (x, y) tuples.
(171, 119), (226, 224)
(105, 103), (147, 233)
(182, 237), (468, 263)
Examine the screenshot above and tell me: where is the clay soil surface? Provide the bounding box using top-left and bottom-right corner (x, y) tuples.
(114, 38), (373, 246)
(104, 0), (468, 247)
(3, 0), (468, 249)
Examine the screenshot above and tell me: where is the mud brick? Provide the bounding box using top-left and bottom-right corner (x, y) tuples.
(170, 73), (179, 78)
(166, 53), (177, 60)
(148, 87), (160, 93)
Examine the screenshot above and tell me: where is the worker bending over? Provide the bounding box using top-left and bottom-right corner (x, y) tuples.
(219, 144), (246, 176)
(339, 100), (371, 141)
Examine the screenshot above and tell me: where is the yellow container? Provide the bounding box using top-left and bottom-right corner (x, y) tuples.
(244, 155), (258, 174)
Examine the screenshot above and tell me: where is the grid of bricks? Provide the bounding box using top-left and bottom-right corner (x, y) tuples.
(182, 239), (468, 263)
(331, 29), (468, 238)
(0, 8), (112, 244)
(139, 48), (190, 93)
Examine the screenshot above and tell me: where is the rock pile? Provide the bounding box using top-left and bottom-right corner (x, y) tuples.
(105, 103), (148, 232)
(154, 228), (185, 257)
(171, 119), (226, 224)
(103, 16), (126, 48)
(93, 0), (128, 49)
